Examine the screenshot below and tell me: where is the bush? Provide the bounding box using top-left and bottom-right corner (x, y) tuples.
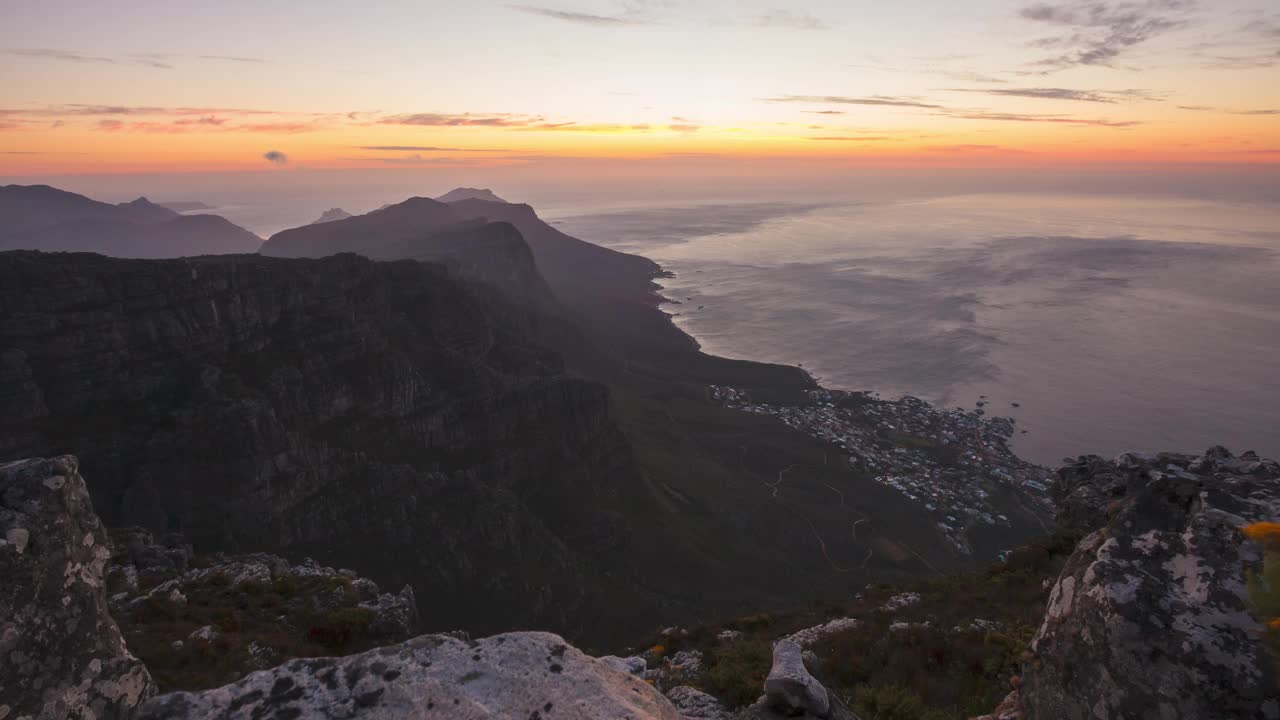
(735, 613), (774, 630)
(706, 639), (772, 707)
(854, 684), (950, 720)
(307, 607), (376, 651)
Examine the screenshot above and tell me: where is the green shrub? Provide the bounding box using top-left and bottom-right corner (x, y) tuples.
(735, 613), (774, 630)
(854, 684), (950, 720)
(706, 639), (772, 707)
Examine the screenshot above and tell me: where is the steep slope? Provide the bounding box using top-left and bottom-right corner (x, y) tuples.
(0, 185), (262, 257)
(0, 250), (656, 643)
(444, 197), (660, 304)
(371, 220), (553, 301)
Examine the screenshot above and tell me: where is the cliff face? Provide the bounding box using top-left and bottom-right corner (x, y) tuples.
(0, 250), (653, 642)
(0, 456), (157, 719)
(1016, 448), (1280, 720)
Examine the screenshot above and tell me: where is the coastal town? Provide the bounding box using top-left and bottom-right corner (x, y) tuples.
(708, 384), (1054, 552)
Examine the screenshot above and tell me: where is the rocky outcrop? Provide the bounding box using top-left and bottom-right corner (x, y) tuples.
(763, 640), (829, 718)
(667, 685), (731, 719)
(139, 631), (683, 720)
(0, 251), (653, 643)
(0, 456), (156, 719)
(1015, 447), (1280, 719)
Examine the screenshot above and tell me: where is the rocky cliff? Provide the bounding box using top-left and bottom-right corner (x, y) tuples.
(0, 456), (157, 719)
(1013, 447), (1280, 719)
(0, 250), (655, 642)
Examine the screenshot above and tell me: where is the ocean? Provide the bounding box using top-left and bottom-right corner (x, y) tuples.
(549, 193), (1280, 467)
(40, 175), (1279, 467)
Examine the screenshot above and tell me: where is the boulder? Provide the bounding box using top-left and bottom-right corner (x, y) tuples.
(0, 456), (156, 719)
(600, 655), (647, 676)
(667, 685), (731, 719)
(763, 640), (829, 718)
(1020, 451), (1280, 720)
(140, 631), (684, 719)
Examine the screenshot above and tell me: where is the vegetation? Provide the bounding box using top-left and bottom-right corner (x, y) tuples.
(706, 639), (773, 707)
(118, 571), (386, 692)
(636, 530), (1080, 720)
(1243, 522), (1280, 659)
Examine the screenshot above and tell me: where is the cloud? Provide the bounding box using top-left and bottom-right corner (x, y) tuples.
(199, 55), (270, 64)
(128, 53), (174, 69)
(356, 145), (510, 152)
(753, 10), (828, 30)
(766, 95), (944, 109)
(262, 150), (288, 165)
(946, 111), (1140, 127)
(508, 4), (652, 26)
(379, 112), (537, 127)
(938, 70), (1009, 84)
(1178, 104), (1280, 115)
(805, 110), (846, 115)
(1019, 0), (1194, 69)
(947, 87), (1157, 103)
(238, 122), (318, 133)
(808, 136), (894, 141)
(927, 144), (1004, 152)
(96, 119), (125, 131)
(7, 48), (116, 64)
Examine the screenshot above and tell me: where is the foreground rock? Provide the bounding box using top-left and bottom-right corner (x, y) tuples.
(0, 456), (156, 719)
(763, 640), (829, 718)
(1014, 447), (1280, 719)
(139, 631), (682, 719)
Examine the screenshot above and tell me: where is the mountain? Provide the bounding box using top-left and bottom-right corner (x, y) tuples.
(260, 197), (461, 258)
(0, 250), (654, 643)
(371, 219), (553, 301)
(434, 187), (507, 204)
(262, 198), (553, 301)
(158, 201), (215, 212)
(0, 185), (262, 258)
(310, 207), (352, 224)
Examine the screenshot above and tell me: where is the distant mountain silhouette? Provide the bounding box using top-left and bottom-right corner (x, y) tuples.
(158, 201), (215, 212)
(0, 185), (261, 258)
(261, 198), (551, 300)
(434, 187), (507, 204)
(261, 197), (462, 258)
(310, 208), (353, 224)
(442, 197), (659, 303)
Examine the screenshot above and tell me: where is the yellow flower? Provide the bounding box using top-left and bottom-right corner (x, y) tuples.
(1243, 522), (1280, 547)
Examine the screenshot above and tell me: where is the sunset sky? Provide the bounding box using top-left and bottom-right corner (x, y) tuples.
(2, 0), (1278, 176)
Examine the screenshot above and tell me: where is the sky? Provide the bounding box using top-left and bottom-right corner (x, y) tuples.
(1, 0), (1278, 177)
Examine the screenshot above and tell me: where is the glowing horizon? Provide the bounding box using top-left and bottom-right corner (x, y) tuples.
(2, 0), (1278, 176)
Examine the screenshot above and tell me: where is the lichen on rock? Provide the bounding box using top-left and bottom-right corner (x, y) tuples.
(0, 456), (156, 719)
